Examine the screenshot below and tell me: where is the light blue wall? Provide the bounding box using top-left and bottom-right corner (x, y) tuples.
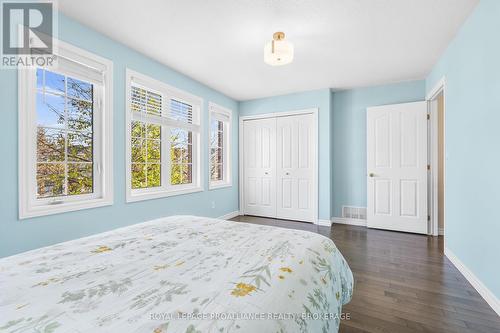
(239, 89), (333, 220)
(331, 81), (426, 217)
(426, 0), (500, 299)
(0, 14), (239, 257)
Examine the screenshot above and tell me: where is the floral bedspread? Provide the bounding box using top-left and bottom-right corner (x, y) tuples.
(0, 216), (353, 333)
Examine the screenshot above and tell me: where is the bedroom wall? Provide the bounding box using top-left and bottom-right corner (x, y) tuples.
(238, 89), (333, 221)
(0, 13), (239, 257)
(331, 80), (426, 217)
(426, 0), (500, 301)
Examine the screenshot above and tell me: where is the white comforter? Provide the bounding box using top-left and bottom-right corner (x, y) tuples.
(0, 216), (353, 333)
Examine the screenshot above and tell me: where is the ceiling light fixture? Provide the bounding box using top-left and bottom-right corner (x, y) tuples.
(264, 32), (294, 66)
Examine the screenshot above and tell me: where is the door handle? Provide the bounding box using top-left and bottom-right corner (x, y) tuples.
(264, 172), (269, 175)
(285, 172), (290, 175)
(369, 173), (375, 177)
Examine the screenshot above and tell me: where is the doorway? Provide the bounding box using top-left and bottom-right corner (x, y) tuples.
(427, 79), (446, 237)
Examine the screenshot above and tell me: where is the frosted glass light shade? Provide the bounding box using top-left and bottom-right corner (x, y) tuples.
(264, 39), (294, 66)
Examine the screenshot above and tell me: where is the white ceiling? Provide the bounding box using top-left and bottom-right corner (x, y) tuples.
(59, 0), (478, 101)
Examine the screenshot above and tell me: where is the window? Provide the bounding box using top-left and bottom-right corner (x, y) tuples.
(19, 40), (113, 218)
(126, 69), (203, 202)
(209, 102), (232, 189)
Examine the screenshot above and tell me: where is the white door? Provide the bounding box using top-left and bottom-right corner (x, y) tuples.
(367, 101), (428, 234)
(276, 114), (316, 222)
(243, 118), (277, 217)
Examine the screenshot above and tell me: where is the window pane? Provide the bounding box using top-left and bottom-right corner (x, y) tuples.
(36, 68), (43, 90)
(182, 164), (192, 184)
(35, 69), (95, 200)
(131, 121), (145, 138)
(171, 128), (190, 144)
(132, 163), (146, 189)
(170, 99), (193, 123)
(67, 98), (93, 132)
(171, 163), (181, 185)
(36, 91), (65, 128)
(67, 77), (92, 101)
(37, 128), (65, 162)
(67, 132), (93, 162)
(210, 119), (219, 134)
(147, 164), (161, 187)
(37, 163), (65, 198)
(131, 86), (147, 113)
(131, 86), (162, 116)
(146, 91), (162, 116)
(67, 163), (93, 195)
(131, 138), (146, 163)
(44, 70), (65, 95)
(146, 124), (161, 139)
(147, 140), (161, 162)
(171, 164), (192, 185)
(211, 163), (223, 182)
(171, 128), (192, 163)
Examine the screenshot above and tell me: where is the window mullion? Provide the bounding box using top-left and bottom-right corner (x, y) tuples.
(63, 74), (69, 196)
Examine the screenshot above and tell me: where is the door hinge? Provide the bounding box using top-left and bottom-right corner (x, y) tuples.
(427, 164), (430, 171)
(427, 114), (430, 120)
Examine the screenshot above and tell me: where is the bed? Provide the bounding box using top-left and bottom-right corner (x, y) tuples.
(0, 216), (353, 333)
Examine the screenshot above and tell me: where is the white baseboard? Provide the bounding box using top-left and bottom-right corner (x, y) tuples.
(316, 219), (332, 227)
(332, 217), (367, 227)
(444, 247), (500, 316)
(218, 211), (240, 220)
(438, 227), (444, 235)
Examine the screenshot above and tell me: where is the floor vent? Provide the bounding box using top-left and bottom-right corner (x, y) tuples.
(342, 206), (367, 220)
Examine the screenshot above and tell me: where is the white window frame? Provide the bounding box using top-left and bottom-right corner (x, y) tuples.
(18, 39), (114, 219)
(208, 102), (232, 190)
(125, 69), (203, 202)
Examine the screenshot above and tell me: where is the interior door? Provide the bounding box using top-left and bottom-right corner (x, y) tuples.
(243, 118), (277, 217)
(276, 113), (316, 222)
(367, 101), (428, 234)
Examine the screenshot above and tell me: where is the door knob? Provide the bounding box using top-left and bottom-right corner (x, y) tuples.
(264, 172), (269, 175)
(369, 173), (375, 177)
(285, 172), (290, 175)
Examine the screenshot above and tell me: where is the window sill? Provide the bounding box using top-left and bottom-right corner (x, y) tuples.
(208, 182), (232, 190)
(19, 197), (113, 219)
(127, 186), (204, 203)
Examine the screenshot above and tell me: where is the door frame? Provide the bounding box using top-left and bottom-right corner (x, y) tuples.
(426, 77), (446, 237)
(238, 108), (319, 224)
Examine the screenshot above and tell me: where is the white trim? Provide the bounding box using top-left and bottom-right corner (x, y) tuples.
(218, 211), (240, 220)
(18, 39), (113, 219)
(125, 68), (204, 203)
(126, 187), (203, 203)
(332, 217), (367, 227)
(317, 219), (332, 227)
(426, 77), (446, 237)
(426, 77), (447, 101)
(238, 108), (319, 224)
(208, 102), (232, 190)
(445, 247), (500, 316)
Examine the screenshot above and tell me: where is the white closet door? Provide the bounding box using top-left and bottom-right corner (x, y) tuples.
(367, 101), (428, 234)
(243, 118), (277, 217)
(276, 113), (316, 222)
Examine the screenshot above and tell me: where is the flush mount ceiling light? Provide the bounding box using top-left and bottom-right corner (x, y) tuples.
(264, 32), (294, 66)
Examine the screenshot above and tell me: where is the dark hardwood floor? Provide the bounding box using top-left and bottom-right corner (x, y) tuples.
(230, 215), (500, 333)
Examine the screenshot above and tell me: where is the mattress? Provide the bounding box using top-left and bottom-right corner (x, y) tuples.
(0, 215), (353, 332)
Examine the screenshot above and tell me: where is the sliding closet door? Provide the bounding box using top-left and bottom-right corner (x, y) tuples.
(243, 118), (277, 217)
(276, 113), (316, 222)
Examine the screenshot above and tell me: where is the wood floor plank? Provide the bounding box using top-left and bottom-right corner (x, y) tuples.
(230, 216), (500, 333)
